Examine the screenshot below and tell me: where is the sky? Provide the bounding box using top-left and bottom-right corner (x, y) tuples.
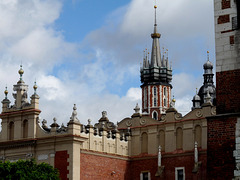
(0, 0), (215, 127)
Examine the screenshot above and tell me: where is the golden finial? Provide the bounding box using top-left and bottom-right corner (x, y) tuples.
(207, 51), (209, 53)
(4, 87), (8, 95)
(18, 65), (24, 75)
(196, 88), (198, 94)
(4, 86), (8, 99)
(172, 95), (176, 102)
(154, 5), (157, 9)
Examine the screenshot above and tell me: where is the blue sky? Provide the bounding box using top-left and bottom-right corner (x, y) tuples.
(0, 0), (215, 126)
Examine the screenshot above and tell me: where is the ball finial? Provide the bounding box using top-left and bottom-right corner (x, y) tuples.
(18, 65), (24, 75)
(154, 5), (157, 9)
(4, 87), (8, 96)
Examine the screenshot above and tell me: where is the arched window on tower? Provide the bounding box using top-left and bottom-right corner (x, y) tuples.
(9, 122), (14, 140)
(159, 130), (165, 151)
(194, 125), (202, 147)
(176, 127), (183, 150)
(23, 120), (28, 138)
(163, 87), (167, 107)
(141, 132), (148, 153)
(153, 86), (157, 107)
(152, 111), (158, 120)
(144, 87), (147, 109)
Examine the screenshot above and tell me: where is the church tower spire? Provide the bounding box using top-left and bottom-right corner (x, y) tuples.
(140, 4), (172, 120)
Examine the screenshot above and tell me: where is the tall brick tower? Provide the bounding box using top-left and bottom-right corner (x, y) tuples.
(140, 5), (172, 121)
(207, 0), (240, 179)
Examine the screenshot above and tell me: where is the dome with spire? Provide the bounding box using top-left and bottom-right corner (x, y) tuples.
(203, 60), (213, 70)
(193, 94), (201, 101)
(198, 51), (216, 106)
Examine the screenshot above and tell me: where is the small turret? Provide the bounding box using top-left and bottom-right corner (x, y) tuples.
(13, 65), (29, 108)
(192, 88), (201, 110)
(30, 81), (40, 109)
(1, 87), (11, 112)
(198, 51), (216, 106)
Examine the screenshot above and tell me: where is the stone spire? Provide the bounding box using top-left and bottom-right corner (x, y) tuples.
(150, 5), (161, 67)
(140, 5), (172, 85)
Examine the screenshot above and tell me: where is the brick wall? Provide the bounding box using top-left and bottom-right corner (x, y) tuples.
(216, 69), (240, 114)
(207, 116), (237, 179)
(217, 14), (230, 24)
(55, 150), (69, 180)
(130, 152), (207, 180)
(221, 0), (230, 10)
(80, 152), (130, 180)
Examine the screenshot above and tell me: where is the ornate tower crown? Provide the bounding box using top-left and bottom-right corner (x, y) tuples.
(140, 4), (173, 120)
(140, 5), (172, 86)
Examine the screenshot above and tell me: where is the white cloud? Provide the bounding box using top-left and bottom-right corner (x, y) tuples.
(0, 0), (216, 129)
(126, 87), (141, 101)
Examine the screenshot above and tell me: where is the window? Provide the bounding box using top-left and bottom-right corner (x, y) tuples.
(140, 172), (151, 180)
(164, 98), (167, 107)
(154, 87), (157, 96)
(23, 120), (28, 138)
(163, 87), (167, 107)
(141, 132), (148, 153)
(154, 98), (157, 107)
(175, 167), (185, 180)
(153, 86), (157, 107)
(144, 87), (147, 108)
(176, 127), (183, 150)
(237, 0), (240, 29)
(152, 111), (158, 120)
(9, 122), (14, 140)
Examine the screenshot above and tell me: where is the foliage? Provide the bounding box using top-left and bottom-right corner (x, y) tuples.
(0, 159), (59, 180)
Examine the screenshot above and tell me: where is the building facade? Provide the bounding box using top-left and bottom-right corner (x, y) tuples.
(1, 1), (239, 180)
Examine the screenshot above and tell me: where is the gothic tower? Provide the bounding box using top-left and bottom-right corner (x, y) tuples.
(140, 5), (172, 121)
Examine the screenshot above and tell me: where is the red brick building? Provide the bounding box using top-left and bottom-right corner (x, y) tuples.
(207, 0), (240, 179)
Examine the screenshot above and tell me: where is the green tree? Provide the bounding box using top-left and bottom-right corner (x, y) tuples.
(0, 159), (60, 180)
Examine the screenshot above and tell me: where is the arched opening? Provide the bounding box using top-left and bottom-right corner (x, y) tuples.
(141, 132), (148, 153)
(159, 130), (165, 151)
(152, 111), (158, 120)
(144, 87), (147, 108)
(9, 122), (14, 140)
(194, 125), (202, 147)
(23, 120), (28, 138)
(176, 127), (183, 150)
(153, 86), (157, 107)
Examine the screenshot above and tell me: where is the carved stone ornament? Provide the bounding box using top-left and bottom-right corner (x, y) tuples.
(211, 106), (216, 115)
(126, 120), (132, 127)
(196, 110), (203, 118)
(175, 113), (182, 120)
(140, 118), (146, 125)
(160, 115), (166, 121)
